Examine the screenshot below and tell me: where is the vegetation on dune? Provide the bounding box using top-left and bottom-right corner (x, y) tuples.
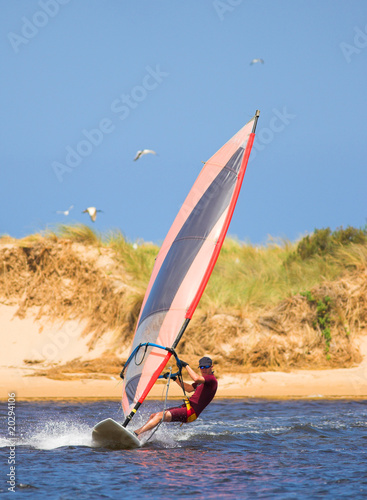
(290, 225), (367, 261)
(202, 227), (367, 311)
(28, 355), (123, 381)
(55, 224), (102, 245)
(107, 230), (158, 287)
(0, 225), (146, 349)
(1, 224), (367, 376)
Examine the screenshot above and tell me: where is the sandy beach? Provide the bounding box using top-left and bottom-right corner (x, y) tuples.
(1, 303), (367, 400)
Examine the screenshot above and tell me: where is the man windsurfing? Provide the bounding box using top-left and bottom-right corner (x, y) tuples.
(134, 356), (218, 437)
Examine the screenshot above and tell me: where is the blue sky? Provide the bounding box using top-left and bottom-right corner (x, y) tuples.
(1, 1), (366, 245)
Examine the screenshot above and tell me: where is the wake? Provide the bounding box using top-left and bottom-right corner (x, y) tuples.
(0, 419), (94, 450)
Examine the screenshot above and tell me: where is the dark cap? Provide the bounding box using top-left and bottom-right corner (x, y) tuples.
(199, 356), (212, 366)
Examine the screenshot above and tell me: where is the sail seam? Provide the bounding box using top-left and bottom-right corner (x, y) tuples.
(172, 236), (208, 244)
(223, 163), (243, 175)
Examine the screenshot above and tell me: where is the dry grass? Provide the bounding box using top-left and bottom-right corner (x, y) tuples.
(30, 354), (123, 380)
(54, 224), (101, 245)
(0, 236), (143, 349)
(1, 229), (366, 377)
(177, 268), (366, 371)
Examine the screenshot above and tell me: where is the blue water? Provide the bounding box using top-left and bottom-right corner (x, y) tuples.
(1, 399), (367, 499)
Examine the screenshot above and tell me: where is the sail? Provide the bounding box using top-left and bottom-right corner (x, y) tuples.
(122, 111), (260, 420)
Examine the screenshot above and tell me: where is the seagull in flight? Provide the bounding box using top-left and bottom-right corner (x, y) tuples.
(133, 149), (157, 161)
(82, 207), (103, 222)
(56, 205), (74, 216)
(250, 58), (264, 65)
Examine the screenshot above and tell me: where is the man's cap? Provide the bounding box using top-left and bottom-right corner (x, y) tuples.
(199, 356), (212, 366)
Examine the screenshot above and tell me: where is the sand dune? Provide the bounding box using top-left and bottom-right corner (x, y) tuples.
(1, 303), (366, 400)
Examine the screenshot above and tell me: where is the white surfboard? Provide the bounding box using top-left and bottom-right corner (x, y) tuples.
(92, 418), (141, 449)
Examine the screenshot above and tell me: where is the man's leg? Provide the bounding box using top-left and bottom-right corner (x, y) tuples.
(134, 410), (172, 436)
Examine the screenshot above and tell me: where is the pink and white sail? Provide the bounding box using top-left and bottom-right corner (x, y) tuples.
(122, 111), (260, 418)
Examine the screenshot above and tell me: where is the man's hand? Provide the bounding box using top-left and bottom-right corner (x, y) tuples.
(179, 359), (189, 368)
(162, 372), (177, 381)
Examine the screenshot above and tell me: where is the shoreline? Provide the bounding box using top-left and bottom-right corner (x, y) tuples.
(3, 353), (367, 400)
(2, 394), (367, 401)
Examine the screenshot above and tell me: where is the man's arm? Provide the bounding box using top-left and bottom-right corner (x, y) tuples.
(174, 378), (195, 393)
(173, 363), (205, 392)
(184, 364), (205, 384)
(172, 360), (205, 392)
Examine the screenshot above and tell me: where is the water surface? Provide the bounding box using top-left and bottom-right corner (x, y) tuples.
(1, 399), (366, 499)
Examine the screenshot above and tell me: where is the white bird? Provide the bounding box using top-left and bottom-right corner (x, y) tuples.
(250, 58), (264, 65)
(82, 207), (103, 222)
(56, 205), (74, 216)
(133, 149), (157, 161)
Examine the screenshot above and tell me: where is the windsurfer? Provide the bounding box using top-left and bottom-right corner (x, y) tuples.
(134, 356), (218, 437)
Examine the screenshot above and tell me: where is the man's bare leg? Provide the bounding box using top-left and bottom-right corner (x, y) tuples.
(134, 410), (172, 436)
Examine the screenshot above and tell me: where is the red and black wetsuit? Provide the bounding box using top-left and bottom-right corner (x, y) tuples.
(168, 374), (218, 423)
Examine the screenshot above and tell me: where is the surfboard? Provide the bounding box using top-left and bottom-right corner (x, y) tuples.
(92, 418), (141, 449)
